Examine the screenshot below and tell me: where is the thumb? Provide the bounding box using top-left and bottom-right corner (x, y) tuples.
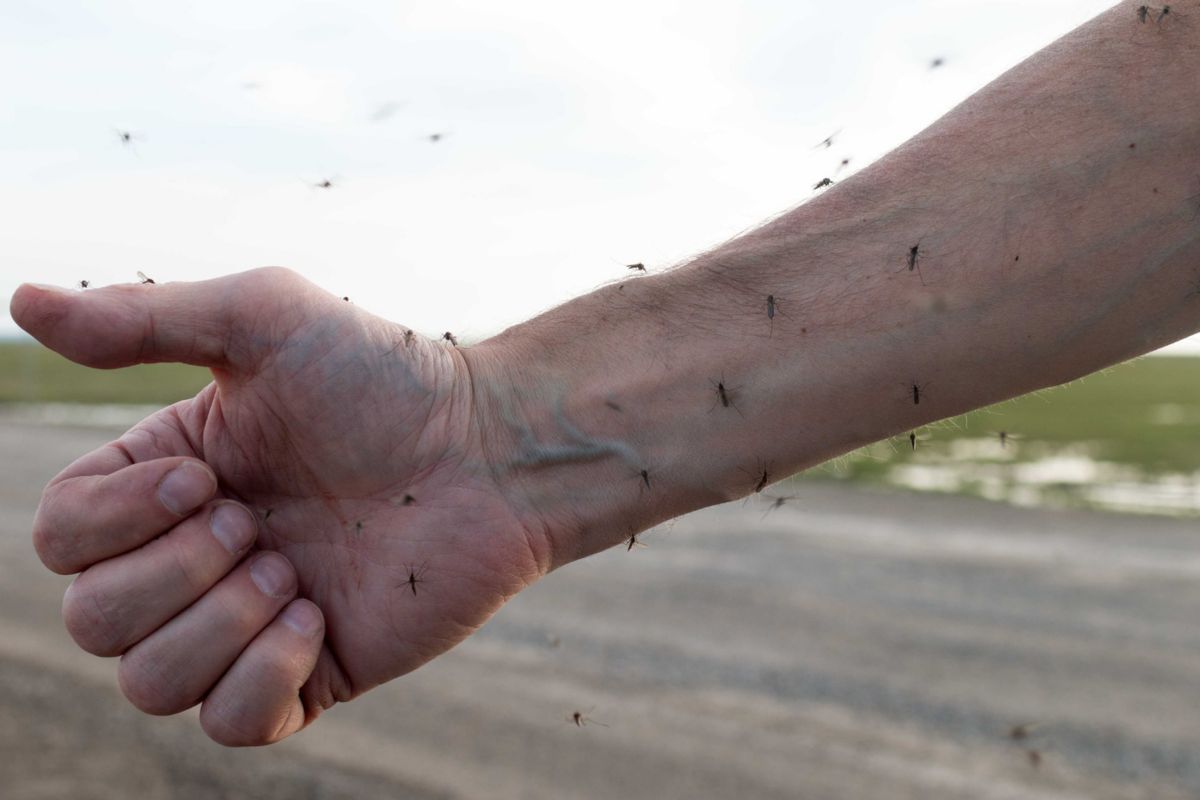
(9, 267), (303, 370)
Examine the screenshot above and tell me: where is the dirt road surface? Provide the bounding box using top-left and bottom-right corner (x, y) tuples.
(2, 418), (1200, 799)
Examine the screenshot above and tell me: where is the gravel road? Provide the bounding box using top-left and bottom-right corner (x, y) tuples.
(2, 419), (1199, 800)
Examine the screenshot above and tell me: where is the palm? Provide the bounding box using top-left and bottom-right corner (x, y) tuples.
(103, 273), (543, 703)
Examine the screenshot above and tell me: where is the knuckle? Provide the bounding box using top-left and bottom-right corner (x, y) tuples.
(164, 530), (212, 597)
(118, 650), (193, 716)
(62, 577), (126, 657)
(249, 265), (302, 289)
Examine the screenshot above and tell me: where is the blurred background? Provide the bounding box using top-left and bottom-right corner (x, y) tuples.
(5, 1), (1200, 798)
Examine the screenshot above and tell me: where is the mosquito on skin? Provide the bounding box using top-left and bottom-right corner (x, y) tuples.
(398, 562), (429, 597)
(137, 271), (155, 285)
(626, 531), (647, 551)
(443, 332), (458, 345)
(739, 459), (772, 495)
(78, 280), (89, 289)
(709, 374), (744, 417)
(627, 262), (647, 273)
(813, 177), (834, 191)
(905, 381), (931, 406)
(905, 241), (928, 285)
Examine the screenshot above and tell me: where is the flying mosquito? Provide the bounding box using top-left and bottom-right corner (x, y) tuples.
(113, 129), (144, 149)
(568, 707), (608, 728)
(813, 129), (842, 150)
(760, 494), (798, 519)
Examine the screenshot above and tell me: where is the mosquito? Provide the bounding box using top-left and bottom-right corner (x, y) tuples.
(113, 129), (143, 150)
(813, 129), (841, 150)
(403, 494), (416, 505)
(709, 375), (744, 416)
(754, 466), (770, 493)
(904, 241), (928, 285)
(627, 262), (647, 273)
(1138, 4), (1152, 22)
(639, 468), (651, 490)
(354, 521), (364, 535)
(906, 381), (930, 406)
(426, 132), (449, 143)
(739, 459), (772, 494)
(313, 178), (335, 189)
(907, 429), (933, 451)
(443, 331), (458, 345)
(835, 157), (852, 174)
(137, 271), (155, 285)
(626, 531), (647, 551)
(1008, 722), (1040, 741)
(813, 177), (834, 191)
(930, 57), (946, 69)
(1159, 5), (1172, 23)
(78, 280), (89, 289)
(568, 708), (608, 728)
(398, 562), (428, 597)
(760, 494), (798, 519)
(404, 329), (415, 345)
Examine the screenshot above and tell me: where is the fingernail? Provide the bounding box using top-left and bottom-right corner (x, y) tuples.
(281, 602), (322, 637)
(157, 463), (215, 516)
(250, 553), (294, 598)
(210, 503), (256, 555)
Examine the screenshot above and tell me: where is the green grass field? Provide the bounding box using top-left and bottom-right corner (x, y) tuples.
(4, 339), (1199, 514)
(813, 355), (1200, 475)
(0, 340), (211, 405)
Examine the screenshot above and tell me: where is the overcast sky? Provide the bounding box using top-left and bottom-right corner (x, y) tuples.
(6, 0), (1187, 352)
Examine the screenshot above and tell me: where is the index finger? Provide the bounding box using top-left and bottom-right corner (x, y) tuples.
(34, 456), (218, 574)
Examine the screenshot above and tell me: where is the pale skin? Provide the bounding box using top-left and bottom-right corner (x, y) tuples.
(7, 1), (1200, 746)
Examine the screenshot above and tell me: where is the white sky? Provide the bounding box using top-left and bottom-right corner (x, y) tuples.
(5, 0), (1192, 353)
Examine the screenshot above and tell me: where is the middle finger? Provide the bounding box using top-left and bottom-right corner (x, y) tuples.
(62, 501), (259, 657)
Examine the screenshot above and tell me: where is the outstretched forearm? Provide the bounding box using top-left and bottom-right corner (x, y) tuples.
(464, 1), (1200, 564)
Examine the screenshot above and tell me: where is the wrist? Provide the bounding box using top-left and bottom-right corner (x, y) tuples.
(460, 281), (736, 566)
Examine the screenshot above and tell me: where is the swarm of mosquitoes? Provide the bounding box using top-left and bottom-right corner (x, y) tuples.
(108, 17), (1188, 738)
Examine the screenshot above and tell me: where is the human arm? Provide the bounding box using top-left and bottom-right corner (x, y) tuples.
(464, 0), (1200, 562)
(8, 0), (1199, 747)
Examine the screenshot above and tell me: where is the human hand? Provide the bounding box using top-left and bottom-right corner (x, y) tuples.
(10, 268), (552, 746)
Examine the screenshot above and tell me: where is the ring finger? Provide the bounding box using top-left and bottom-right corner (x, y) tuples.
(117, 551), (298, 716)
